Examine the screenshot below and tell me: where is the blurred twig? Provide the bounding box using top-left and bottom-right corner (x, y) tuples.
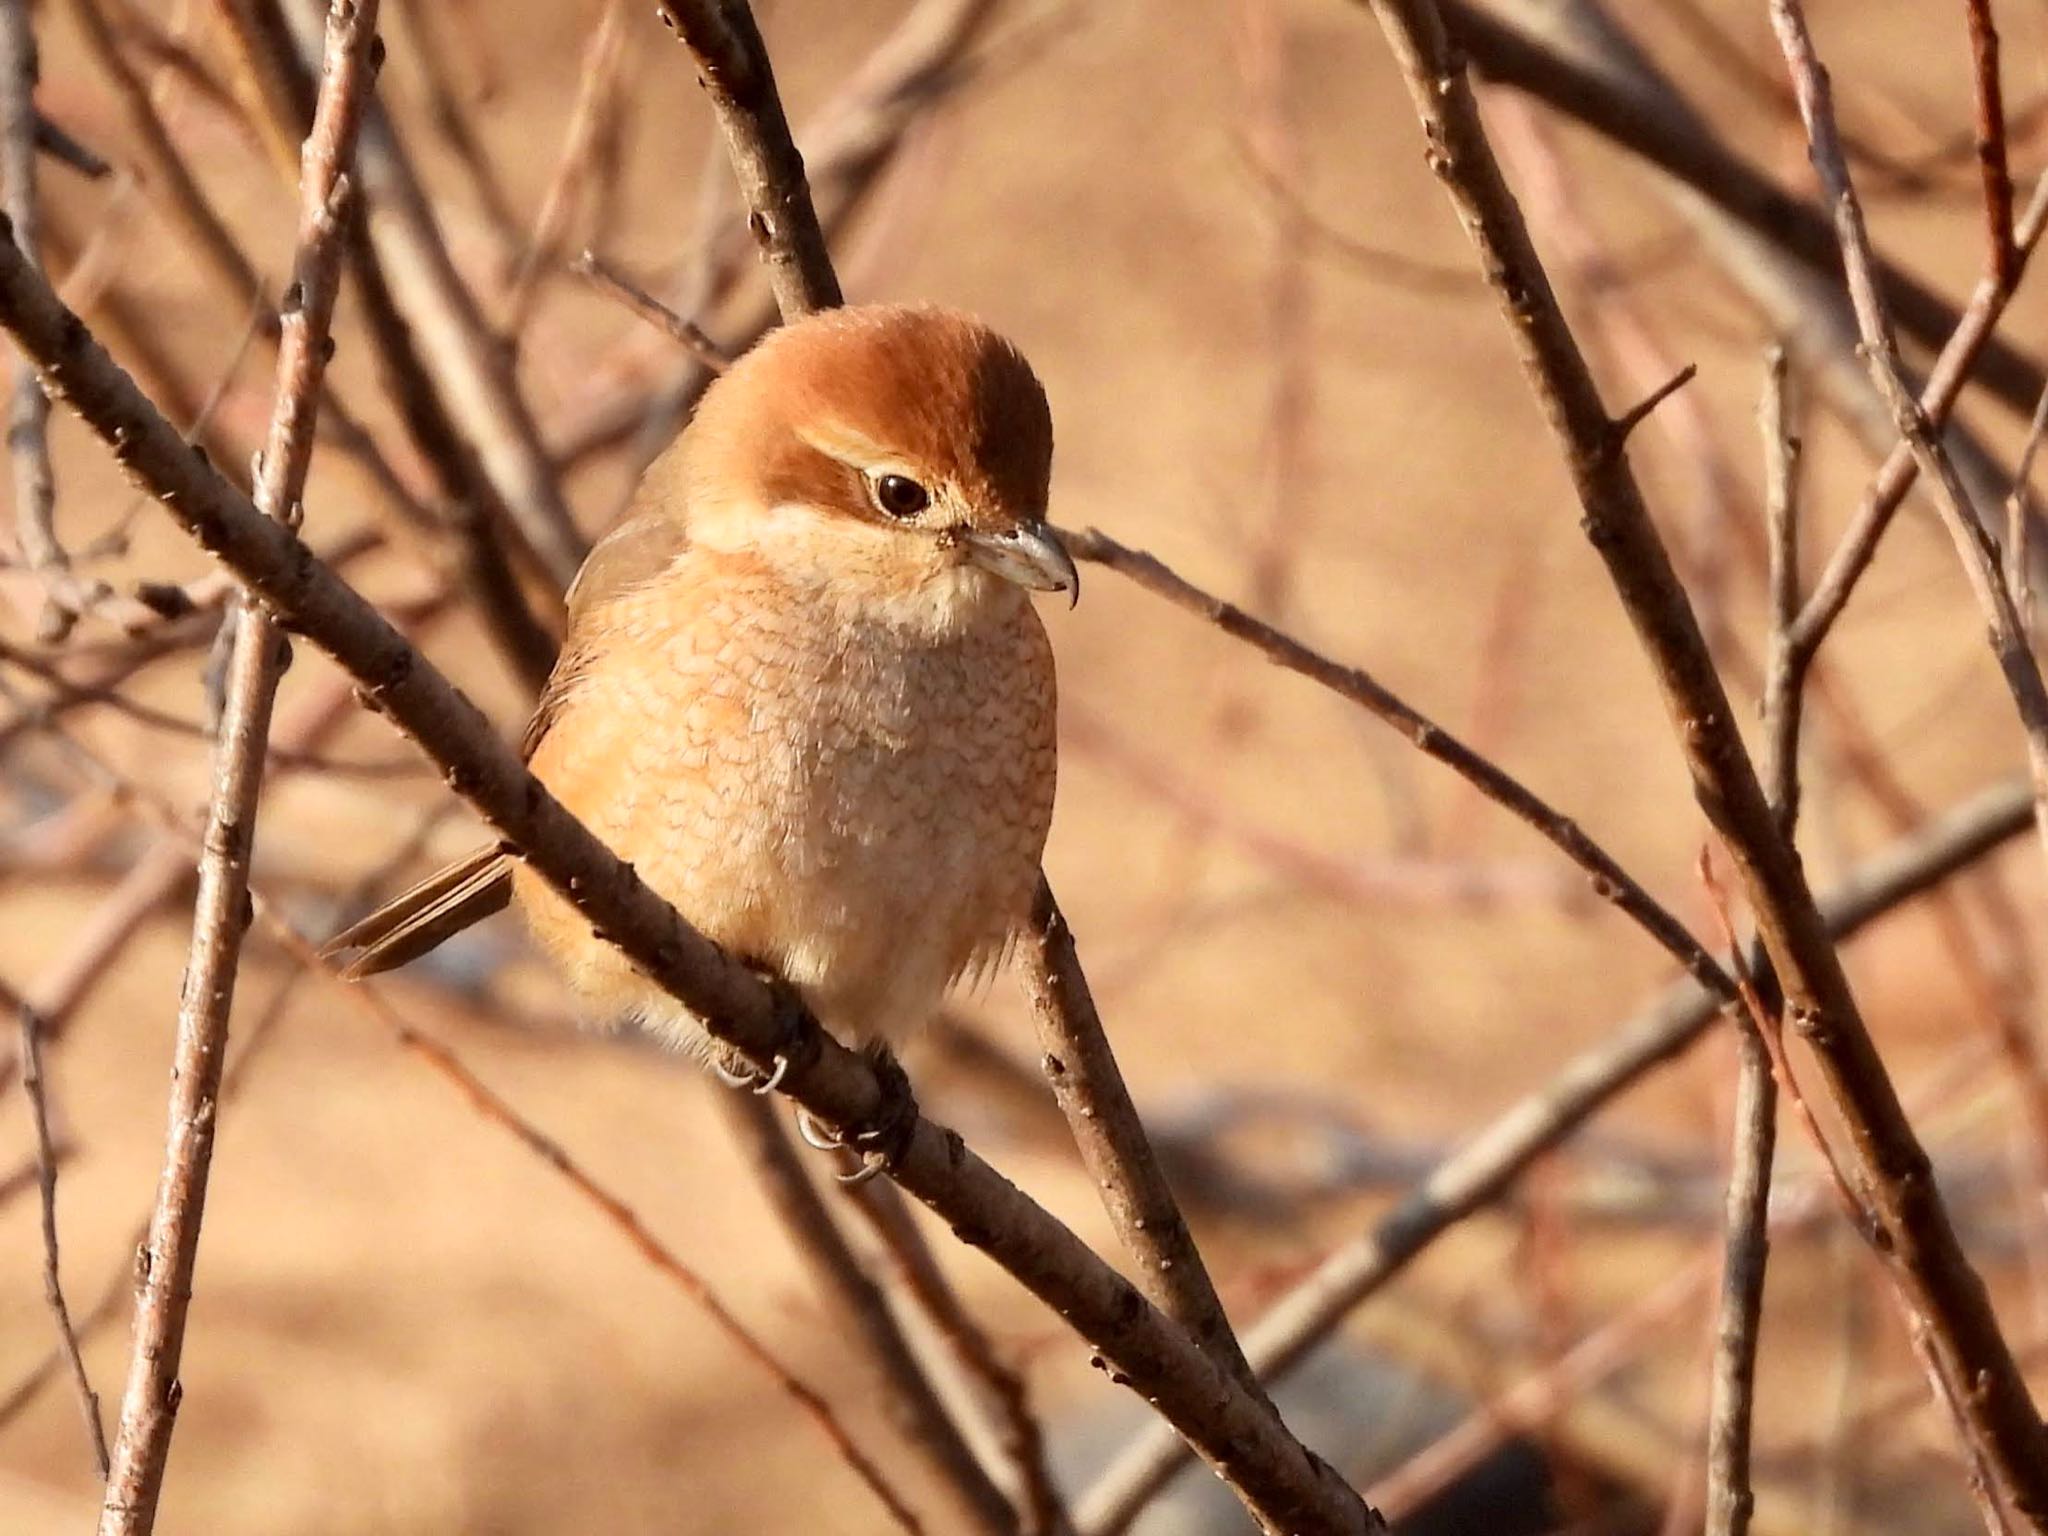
(715, 1090), (1015, 1536)
(502, 0), (630, 328)
(1436, 0), (2047, 421)
(1768, 0), (2048, 903)
(839, 1176), (1073, 1536)
(1703, 350), (1802, 1536)
(7, 977), (110, 1478)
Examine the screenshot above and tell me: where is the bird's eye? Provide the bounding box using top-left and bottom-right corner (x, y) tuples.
(871, 473), (930, 519)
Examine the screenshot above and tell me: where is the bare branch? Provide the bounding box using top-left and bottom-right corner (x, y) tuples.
(1785, 171), (2048, 673)
(1065, 527), (1730, 998)
(1360, 0), (2048, 1517)
(97, 6), (381, 1528)
(1020, 879), (1266, 1395)
(1768, 1), (2048, 944)
(571, 249), (731, 373)
(1964, 0), (2017, 287)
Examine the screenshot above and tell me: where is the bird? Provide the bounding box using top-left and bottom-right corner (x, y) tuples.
(325, 303), (1074, 1093)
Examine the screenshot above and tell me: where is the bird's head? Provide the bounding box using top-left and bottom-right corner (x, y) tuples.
(677, 303), (1075, 633)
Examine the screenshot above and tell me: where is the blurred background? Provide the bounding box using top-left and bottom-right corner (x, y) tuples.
(5, 0), (2048, 1530)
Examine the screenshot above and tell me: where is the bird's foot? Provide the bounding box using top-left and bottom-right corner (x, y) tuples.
(709, 967), (816, 1095)
(795, 1045), (919, 1187)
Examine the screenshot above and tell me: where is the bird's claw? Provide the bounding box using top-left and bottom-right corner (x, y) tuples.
(795, 1107), (843, 1151)
(710, 966), (814, 1094)
(793, 1046), (919, 1185)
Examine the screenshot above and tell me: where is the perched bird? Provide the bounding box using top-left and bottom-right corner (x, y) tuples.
(327, 303), (1074, 1075)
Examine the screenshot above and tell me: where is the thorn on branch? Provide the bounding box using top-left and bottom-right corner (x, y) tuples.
(1604, 362), (1698, 460)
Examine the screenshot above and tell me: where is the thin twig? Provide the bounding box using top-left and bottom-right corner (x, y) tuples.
(571, 249), (730, 373)
(1778, 169), (2048, 668)
(2006, 383), (2048, 633)
(1703, 1014), (1773, 1536)
(1065, 527), (1731, 998)
(1703, 348), (1801, 1536)
(502, 0), (630, 328)
(389, 0), (524, 268)
(10, 982), (110, 1477)
(1964, 0), (2017, 288)
(1770, 0), (2048, 902)
(1758, 347), (1806, 837)
(97, 6), (380, 1529)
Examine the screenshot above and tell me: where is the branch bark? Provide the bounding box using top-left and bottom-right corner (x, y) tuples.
(96, 6), (381, 1530)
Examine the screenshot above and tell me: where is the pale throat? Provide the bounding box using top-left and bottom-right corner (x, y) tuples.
(701, 497), (1024, 640)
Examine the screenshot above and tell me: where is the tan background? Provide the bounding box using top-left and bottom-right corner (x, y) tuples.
(5, 0), (2046, 1530)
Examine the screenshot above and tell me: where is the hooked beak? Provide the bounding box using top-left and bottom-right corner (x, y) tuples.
(962, 521), (1080, 608)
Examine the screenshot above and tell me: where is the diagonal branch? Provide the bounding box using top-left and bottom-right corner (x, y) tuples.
(1065, 527), (1730, 997)
(1354, 0), (2048, 1522)
(1768, 0), (2048, 896)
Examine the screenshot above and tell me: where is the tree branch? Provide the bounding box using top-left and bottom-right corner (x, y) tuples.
(1356, 0), (2048, 1521)
(97, 6), (381, 1529)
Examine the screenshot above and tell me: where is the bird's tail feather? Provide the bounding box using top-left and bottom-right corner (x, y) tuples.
(322, 844), (513, 979)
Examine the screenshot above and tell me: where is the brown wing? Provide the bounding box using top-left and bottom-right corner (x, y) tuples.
(330, 468), (693, 977)
(521, 492), (692, 760)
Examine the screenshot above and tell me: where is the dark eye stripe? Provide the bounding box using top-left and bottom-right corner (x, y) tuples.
(872, 474), (930, 518)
